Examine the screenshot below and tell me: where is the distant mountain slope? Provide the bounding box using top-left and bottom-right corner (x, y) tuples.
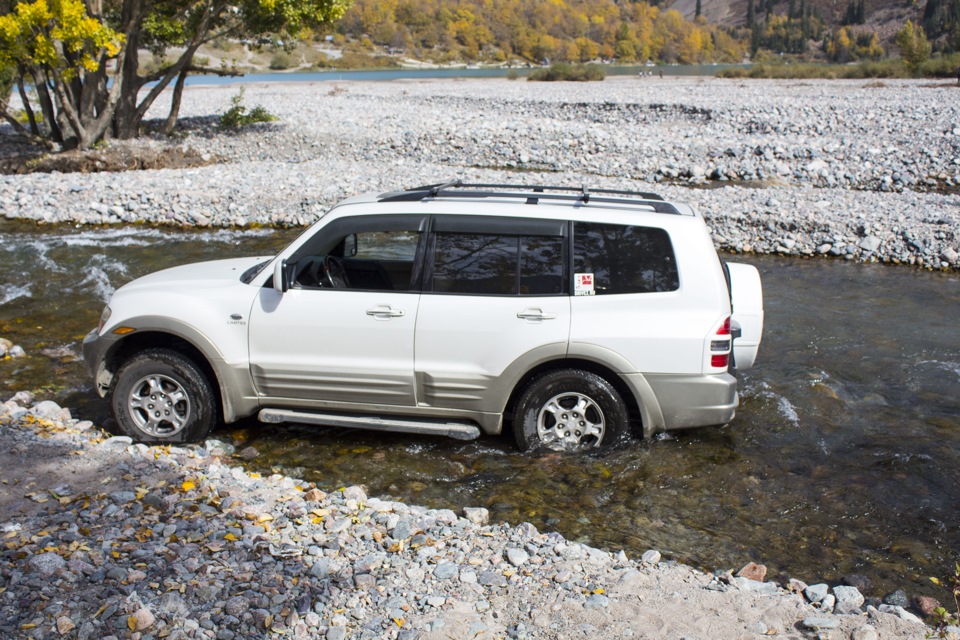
(670, 0), (925, 39)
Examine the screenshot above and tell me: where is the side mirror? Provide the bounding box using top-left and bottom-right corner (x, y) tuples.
(344, 233), (358, 258)
(273, 259), (290, 293)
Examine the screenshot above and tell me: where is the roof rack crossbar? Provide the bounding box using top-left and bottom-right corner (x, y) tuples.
(380, 182), (679, 214)
(411, 183), (666, 201)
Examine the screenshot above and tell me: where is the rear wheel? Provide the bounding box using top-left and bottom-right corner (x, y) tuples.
(109, 349), (217, 444)
(513, 369), (629, 452)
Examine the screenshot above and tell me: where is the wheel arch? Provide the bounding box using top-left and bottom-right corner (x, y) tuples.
(104, 331), (226, 423)
(504, 358), (653, 440)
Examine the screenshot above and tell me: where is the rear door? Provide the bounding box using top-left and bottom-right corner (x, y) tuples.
(414, 216), (570, 413)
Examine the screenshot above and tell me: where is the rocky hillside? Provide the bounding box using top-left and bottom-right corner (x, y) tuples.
(671, 0), (927, 40)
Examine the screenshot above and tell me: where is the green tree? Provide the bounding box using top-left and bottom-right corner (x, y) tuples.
(0, 0), (351, 149)
(895, 19), (931, 73)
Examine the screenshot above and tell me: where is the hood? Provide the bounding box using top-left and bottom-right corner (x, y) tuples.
(117, 256), (270, 294)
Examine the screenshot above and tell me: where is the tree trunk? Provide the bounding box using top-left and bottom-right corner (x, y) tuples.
(15, 75), (40, 136)
(113, 26), (142, 139)
(31, 71), (64, 144)
(162, 68), (189, 135)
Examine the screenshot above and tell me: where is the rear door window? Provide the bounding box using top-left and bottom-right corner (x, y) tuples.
(427, 216), (566, 296)
(572, 222), (679, 294)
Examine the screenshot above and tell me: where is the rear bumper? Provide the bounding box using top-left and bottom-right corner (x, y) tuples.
(641, 372), (738, 432)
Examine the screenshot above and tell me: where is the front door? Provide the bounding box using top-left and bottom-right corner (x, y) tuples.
(248, 215), (426, 407)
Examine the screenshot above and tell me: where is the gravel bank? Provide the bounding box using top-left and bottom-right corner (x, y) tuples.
(0, 396), (934, 640)
(1, 77), (958, 268)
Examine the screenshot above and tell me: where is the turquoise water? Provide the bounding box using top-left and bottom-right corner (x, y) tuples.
(170, 64), (747, 86)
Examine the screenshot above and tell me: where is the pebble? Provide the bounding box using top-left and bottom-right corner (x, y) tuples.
(833, 585), (865, 614)
(1, 78), (957, 271)
(0, 392), (934, 640)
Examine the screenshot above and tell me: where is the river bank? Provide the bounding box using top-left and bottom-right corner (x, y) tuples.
(1, 76), (958, 269)
(0, 395), (935, 640)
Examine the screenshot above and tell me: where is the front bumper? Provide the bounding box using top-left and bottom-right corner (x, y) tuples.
(82, 329), (114, 397)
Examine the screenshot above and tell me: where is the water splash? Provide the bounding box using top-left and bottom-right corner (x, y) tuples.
(0, 284), (31, 305)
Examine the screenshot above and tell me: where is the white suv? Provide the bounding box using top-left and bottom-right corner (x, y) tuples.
(83, 183), (763, 451)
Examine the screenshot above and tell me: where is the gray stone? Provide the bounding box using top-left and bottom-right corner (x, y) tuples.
(342, 485), (367, 502)
(859, 236), (882, 252)
(433, 562), (458, 580)
(463, 507), (489, 525)
(641, 549), (661, 564)
(877, 604), (923, 624)
(31, 400), (63, 419)
(28, 552), (66, 576)
(833, 585), (864, 614)
(802, 617), (839, 630)
(805, 583), (829, 603)
(224, 596), (249, 617)
(506, 548), (529, 567)
(584, 594), (609, 609)
(326, 626), (347, 640)
(852, 625), (878, 640)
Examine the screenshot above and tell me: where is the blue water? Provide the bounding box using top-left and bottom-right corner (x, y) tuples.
(166, 64), (747, 87)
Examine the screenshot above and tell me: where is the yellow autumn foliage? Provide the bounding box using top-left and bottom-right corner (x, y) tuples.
(0, 0), (123, 77)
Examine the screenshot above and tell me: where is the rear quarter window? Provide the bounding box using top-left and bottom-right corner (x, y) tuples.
(573, 222), (679, 294)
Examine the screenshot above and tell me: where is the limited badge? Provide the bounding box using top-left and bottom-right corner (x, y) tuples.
(574, 273), (595, 296)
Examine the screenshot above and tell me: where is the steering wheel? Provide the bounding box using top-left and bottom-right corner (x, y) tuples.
(322, 256), (351, 289)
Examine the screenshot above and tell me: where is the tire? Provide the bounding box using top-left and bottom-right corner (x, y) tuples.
(512, 369), (629, 452)
(109, 349), (218, 444)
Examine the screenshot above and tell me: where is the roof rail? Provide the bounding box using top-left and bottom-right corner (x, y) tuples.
(378, 182), (681, 214)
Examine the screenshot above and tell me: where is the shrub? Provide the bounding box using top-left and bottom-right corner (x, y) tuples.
(218, 88), (279, 128)
(269, 52), (295, 70)
(528, 62), (605, 81)
(506, 68), (520, 80)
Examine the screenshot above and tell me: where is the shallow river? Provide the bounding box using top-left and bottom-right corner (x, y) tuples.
(1, 220), (957, 597)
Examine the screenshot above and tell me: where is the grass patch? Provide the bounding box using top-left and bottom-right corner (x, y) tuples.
(528, 63), (605, 82)
(718, 54), (960, 80)
(311, 51), (400, 70)
(218, 88), (279, 129)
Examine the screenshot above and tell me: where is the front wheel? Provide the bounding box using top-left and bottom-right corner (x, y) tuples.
(109, 349), (218, 444)
(513, 369), (629, 452)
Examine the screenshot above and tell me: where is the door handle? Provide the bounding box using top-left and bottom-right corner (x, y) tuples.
(366, 306), (405, 319)
(517, 308), (557, 321)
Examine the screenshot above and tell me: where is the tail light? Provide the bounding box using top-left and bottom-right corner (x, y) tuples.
(710, 316), (732, 369)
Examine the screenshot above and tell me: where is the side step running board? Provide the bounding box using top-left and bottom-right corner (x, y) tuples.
(258, 408), (481, 441)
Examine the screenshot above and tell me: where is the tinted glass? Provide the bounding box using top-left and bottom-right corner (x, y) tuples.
(432, 233), (519, 295)
(573, 222), (679, 294)
(520, 236), (564, 295)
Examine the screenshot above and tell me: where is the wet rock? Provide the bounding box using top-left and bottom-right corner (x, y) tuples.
(913, 595), (940, 616)
(237, 446), (259, 460)
(882, 589), (909, 608)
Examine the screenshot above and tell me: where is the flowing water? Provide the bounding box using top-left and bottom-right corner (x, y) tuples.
(1, 220), (958, 597)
